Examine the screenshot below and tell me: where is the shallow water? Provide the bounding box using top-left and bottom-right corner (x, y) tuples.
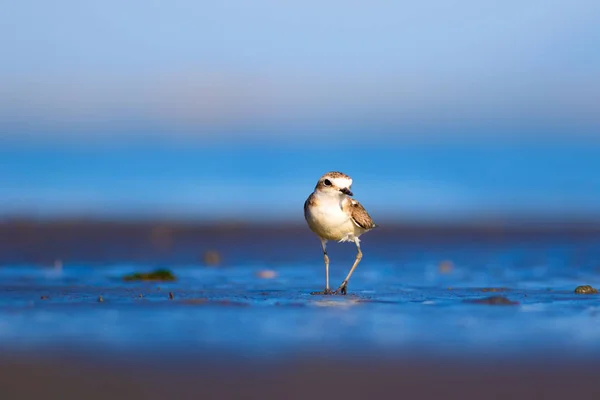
(2, 235), (600, 360)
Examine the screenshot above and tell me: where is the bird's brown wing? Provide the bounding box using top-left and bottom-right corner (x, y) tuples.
(304, 192), (317, 216)
(346, 198), (377, 230)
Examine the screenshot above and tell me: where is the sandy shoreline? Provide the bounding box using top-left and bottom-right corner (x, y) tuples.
(2, 218), (600, 265)
(2, 218), (599, 399)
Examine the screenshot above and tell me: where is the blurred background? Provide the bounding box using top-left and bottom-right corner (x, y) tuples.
(1, 0), (600, 224)
(3, 4), (600, 399)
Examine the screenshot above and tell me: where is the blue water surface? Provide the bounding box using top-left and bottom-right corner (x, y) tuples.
(1, 141), (600, 221)
(1, 236), (600, 360)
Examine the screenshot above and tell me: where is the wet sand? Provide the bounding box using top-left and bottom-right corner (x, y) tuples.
(2, 219), (600, 399)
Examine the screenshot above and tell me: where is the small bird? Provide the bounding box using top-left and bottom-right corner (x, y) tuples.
(304, 171), (376, 295)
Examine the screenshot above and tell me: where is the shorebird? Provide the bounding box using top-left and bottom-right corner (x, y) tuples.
(303, 171), (376, 295)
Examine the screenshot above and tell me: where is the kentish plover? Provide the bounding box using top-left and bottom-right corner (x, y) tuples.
(304, 171), (376, 295)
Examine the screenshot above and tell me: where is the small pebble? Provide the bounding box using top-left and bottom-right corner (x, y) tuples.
(575, 285), (598, 294)
(438, 260), (454, 274)
(203, 250), (221, 266)
(256, 269), (277, 279)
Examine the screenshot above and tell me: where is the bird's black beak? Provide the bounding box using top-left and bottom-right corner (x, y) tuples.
(340, 187), (353, 196)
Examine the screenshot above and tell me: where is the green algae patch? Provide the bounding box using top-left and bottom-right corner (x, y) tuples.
(123, 269), (176, 282)
(574, 285), (598, 294)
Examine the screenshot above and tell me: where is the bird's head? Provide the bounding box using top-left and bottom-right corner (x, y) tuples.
(315, 171), (353, 196)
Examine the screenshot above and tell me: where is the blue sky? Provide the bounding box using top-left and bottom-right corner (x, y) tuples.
(1, 1), (599, 143)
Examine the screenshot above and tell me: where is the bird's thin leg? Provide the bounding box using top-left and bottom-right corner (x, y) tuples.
(311, 239), (333, 295)
(334, 238), (362, 295)
(322, 239), (330, 291)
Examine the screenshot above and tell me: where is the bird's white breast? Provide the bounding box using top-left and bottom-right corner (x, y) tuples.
(305, 193), (359, 242)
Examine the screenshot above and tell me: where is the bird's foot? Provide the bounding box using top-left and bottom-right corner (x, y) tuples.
(333, 282), (348, 295)
(310, 288), (334, 295)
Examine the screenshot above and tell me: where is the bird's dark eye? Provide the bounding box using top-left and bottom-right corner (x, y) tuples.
(323, 179), (331, 186)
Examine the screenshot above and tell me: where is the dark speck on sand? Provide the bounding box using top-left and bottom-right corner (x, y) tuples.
(481, 287), (509, 293)
(465, 296), (519, 305)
